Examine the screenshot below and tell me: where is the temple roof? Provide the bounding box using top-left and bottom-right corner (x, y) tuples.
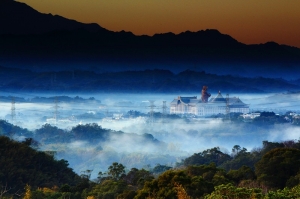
(170, 96), (198, 105)
(209, 91), (226, 103)
(170, 92), (249, 108)
(229, 97), (249, 107)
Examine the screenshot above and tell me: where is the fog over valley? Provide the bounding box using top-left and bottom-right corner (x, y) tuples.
(1, 91), (300, 179)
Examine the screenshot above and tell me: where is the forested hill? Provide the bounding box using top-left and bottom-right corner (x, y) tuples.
(1, 66), (300, 93)
(0, 136), (81, 192)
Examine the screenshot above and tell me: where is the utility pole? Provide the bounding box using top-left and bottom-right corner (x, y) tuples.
(51, 73), (57, 86)
(11, 97), (16, 125)
(149, 100), (155, 125)
(53, 97), (60, 125)
(162, 101), (167, 123)
(226, 94), (230, 121)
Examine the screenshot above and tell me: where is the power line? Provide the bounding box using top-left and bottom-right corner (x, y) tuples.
(53, 97), (60, 125)
(11, 97), (16, 125)
(225, 94), (230, 121)
(162, 101), (167, 123)
(148, 100), (155, 125)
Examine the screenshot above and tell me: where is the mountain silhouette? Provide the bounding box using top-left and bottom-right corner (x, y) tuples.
(1, 0), (300, 79)
(0, 0), (104, 34)
(1, 66), (299, 93)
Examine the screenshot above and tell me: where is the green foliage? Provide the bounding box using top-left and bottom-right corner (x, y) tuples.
(30, 186), (77, 199)
(123, 168), (154, 189)
(59, 184), (71, 193)
(70, 123), (108, 142)
(286, 171), (300, 188)
(227, 165), (255, 186)
(89, 179), (128, 199)
(117, 190), (136, 199)
(253, 112), (289, 125)
(174, 183), (191, 199)
(135, 170), (187, 199)
(108, 162), (126, 180)
(204, 184), (300, 199)
(255, 148), (300, 189)
(260, 141), (285, 155)
(221, 148), (259, 171)
(264, 184), (300, 199)
(204, 183), (264, 199)
(23, 184), (31, 199)
(0, 136), (80, 193)
(135, 164), (231, 199)
(260, 112), (276, 117)
(152, 164), (172, 175)
(186, 163), (230, 187)
(183, 147), (232, 167)
(22, 138), (40, 150)
(0, 120), (33, 138)
(34, 124), (67, 144)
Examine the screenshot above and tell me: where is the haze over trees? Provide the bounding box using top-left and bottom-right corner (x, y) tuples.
(2, 131), (300, 198)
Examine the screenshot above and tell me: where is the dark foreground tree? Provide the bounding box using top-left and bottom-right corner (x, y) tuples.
(0, 136), (80, 194)
(255, 148), (300, 189)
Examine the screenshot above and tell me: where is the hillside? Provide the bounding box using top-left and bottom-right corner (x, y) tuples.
(0, 136), (81, 192)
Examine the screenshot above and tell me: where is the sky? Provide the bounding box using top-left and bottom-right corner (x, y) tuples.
(17, 0), (300, 48)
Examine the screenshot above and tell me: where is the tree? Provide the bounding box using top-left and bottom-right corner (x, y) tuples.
(23, 184), (31, 199)
(260, 141), (284, 155)
(123, 168), (154, 189)
(0, 183), (12, 199)
(204, 183), (263, 199)
(183, 147), (231, 167)
(152, 164), (172, 175)
(227, 165), (255, 185)
(135, 164), (229, 199)
(232, 145), (241, 155)
(135, 170), (190, 199)
(108, 162), (125, 180)
(34, 123), (66, 143)
(22, 138), (40, 149)
(255, 148), (300, 189)
(221, 146), (259, 171)
(0, 136), (80, 192)
(80, 170), (93, 180)
(89, 179), (128, 199)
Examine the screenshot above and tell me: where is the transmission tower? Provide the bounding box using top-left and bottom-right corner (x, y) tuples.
(53, 97), (60, 125)
(149, 100), (155, 125)
(51, 73), (57, 86)
(106, 109), (109, 118)
(226, 94), (231, 121)
(162, 101), (167, 123)
(11, 97), (16, 125)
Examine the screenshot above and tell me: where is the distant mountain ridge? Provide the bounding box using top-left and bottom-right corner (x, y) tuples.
(0, 0), (104, 34)
(1, 66), (299, 93)
(1, 0), (300, 79)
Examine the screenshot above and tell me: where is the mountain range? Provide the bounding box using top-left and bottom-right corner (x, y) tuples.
(1, 0), (300, 79)
(1, 66), (300, 93)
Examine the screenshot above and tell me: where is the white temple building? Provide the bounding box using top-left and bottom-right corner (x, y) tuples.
(170, 91), (249, 116)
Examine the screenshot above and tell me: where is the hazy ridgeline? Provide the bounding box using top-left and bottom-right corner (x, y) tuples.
(1, 92), (300, 179)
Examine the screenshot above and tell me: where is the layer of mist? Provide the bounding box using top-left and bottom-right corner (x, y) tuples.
(1, 92), (300, 179)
